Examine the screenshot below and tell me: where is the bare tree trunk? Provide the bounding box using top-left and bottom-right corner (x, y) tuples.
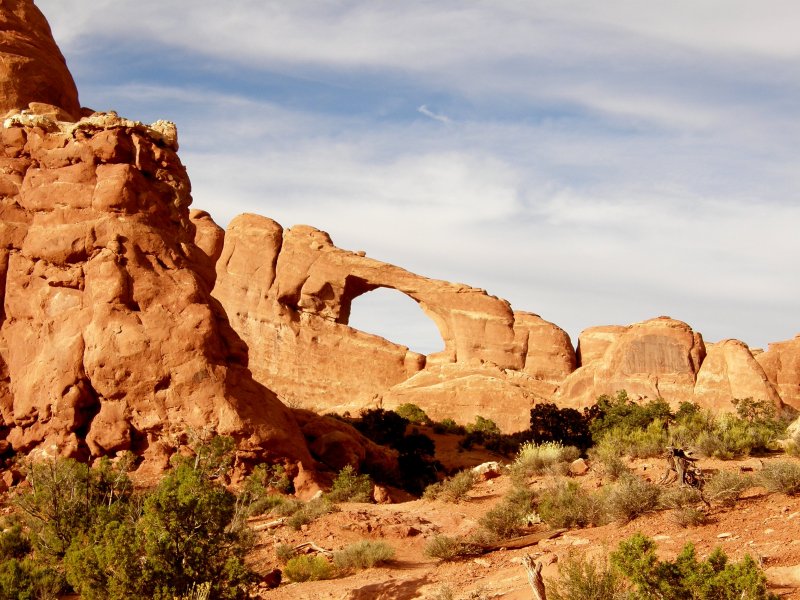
(522, 554), (547, 600)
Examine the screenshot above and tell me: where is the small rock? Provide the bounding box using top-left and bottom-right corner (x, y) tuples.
(472, 461), (503, 481)
(473, 558), (490, 567)
(569, 458), (589, 476)
(373, 484), (392, 504)
(653, 534), (671, 541)
(262, 569), (282, 589)
(717, 532), (732, 539)
(764, 528), (775, 535)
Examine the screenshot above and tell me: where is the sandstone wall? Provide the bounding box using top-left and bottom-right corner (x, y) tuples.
(757, 336), (800, 410)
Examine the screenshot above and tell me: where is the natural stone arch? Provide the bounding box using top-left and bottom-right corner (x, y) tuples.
(343, 283), (446, 355)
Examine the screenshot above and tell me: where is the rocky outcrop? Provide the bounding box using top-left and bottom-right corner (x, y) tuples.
(556, 317), (785, 413)
(757, 336), (800, 410)
(0, 0), (80, 118)
(0, 111), (311, 465)
(212, 215), (576, 432)
(694, 339), (783, 412)
(556, 317), (705, 409)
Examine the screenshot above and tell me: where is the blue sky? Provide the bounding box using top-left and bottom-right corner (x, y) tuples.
(37, 0), (800, 354)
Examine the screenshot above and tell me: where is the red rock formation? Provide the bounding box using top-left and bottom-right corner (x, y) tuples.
(695, 339), (782, 412)
(212, 216), (577, 432)
(0, 0), (80, 118)
(757, 335), (800, 410)
(556, 317), (785, 413)
(556, 317), (705, 409)
(0, 111), (311, 465)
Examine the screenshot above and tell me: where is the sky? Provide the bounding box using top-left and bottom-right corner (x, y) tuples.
(37, 0), (800, 355)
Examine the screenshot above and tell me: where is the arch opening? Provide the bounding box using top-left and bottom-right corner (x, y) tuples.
(346, 287), (445, 355)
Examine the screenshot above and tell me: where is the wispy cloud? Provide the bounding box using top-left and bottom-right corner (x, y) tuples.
(417, 105), (452, 124)
(34, 1), (800, 351)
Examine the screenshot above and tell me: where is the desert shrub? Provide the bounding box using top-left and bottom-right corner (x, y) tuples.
(332, 540), (395, 571)
(596, 421), (669, 459)
(325, 465), (373, 503)
(247, 493), (290, 517)
(245, 463), (293, 495)
(479, 487), (536, 539)
(65, 436), (257, 600)
(537, 480), (605, 529)
(467, 416), (501, 436)
(275, 543), (296, 564)
(423, 535), (480, 561)
(0, 522), (31, 560)
(283, 555), (334, 582)
(0, 557), (64, 600)
(610, 533), (777, 599)
(423, 470), (476, 503)
(354, 408), (409, 448)
(548, 552), (629, 600)
(394, 403), (431, 425)
(432, 418), (466, 435)
(783, 428), (800, 457)
(269, 497), (305, 517)
(510, 441), (580, 482)
(705, 470), (751, 507)
(659, 487), (708, 527)
(286, 497), (337, 530)
(758, 461), (800, 495)
(587, 442), (630, 481)
(605, 474), (661, 523)
(671, 506), (708, 528)
(529, 403), (593, 450)
(694, 399), (787, 459)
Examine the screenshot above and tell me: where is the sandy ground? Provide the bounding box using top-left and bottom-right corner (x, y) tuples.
(251, 446), (800, 600)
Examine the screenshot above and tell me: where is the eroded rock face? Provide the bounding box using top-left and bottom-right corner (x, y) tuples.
(757, 336), (800, 410)
(0, 112), (311, 465)
(212, 216), (577, 431)
(695, 340), (783, 412)
(0, 0), (80, 118)
(556, 317), (785, 413)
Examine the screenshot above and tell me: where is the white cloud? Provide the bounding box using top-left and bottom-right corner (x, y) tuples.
(32, 1), (800, 352)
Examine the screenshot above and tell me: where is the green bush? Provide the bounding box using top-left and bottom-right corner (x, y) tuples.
(537, 480), (605, 529)
(705, 470), (752, 507)
(548, 552), (629, 600)
(423, 470), (476, 503)
(332, 541), (395, 571)
(605, 474), (661, 523)
(590, 392), (672, 441)
(466, 416), (501, 436)
(394, 403), (431, 425)
(758, 461), (800, 495)
(529, 403), (593, 450)
(325, 465), (373, 503)
(659, 487), (708, 527)
(0, 557), (64, 600)
(283, 555), (334, 582)
(432, 418), (465, 435)
(479, 487), (536, 539)
(595, 421), (669, 459)
(275, 543), (296, 564)
(610, 533), (777, 599)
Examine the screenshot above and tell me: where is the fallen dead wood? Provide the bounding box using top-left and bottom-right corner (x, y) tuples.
(478, 528), (567, 553)
(522, 554), (547, 600)
(293, 541), (333, 556)
(251, 518), (286, 531)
